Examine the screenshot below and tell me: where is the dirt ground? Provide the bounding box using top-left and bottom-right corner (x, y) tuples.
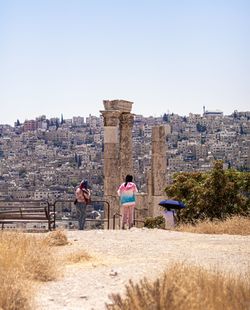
(35, 228), (250, 310)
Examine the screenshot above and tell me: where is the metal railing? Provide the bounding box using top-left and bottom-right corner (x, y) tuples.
(51, 199), (111, 230)
(112, 207), (148, 229)
(0, 198), (111, 230)
(0, 198), (150, 231)
(113, 212), (122, 229)
(134, 207), (148, 225)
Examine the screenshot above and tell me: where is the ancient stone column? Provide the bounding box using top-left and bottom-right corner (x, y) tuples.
(119, 112), (134, 182)
(150, 125), (167, 216)
(100, 99), (134, 228)
(100, 109), (121, 221)
(152, 125), (167, 195)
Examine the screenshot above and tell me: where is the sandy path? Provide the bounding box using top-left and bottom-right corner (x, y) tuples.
(35, 229), (250, 310)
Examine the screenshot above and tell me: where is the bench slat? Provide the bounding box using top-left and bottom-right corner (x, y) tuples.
(0, 205), (55, 230)
(0, 208), (47, 213)
(0, 219), (50, 223)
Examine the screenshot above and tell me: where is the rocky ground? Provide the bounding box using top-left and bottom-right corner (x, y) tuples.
(35, 228), (250, 310)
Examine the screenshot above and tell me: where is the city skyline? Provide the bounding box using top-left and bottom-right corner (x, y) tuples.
(0, 107), (247, 128)
(1, 1), (249, 125)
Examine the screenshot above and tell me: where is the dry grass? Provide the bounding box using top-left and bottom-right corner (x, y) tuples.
(66, 250), (92, 264)
(107, 263), (250, 310)
(176, 216), (250, 235)
(44, 229), (68, 246)
(0, 231), (58, 310)
(0, 269), (31, 310)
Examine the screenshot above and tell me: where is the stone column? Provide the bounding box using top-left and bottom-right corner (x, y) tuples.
(119, 112), (134, 182)
(100, 99), (134, 229)
(100, 110), (121, 220)
(152, 126), (166, 195)
(150, 125), (167, 216)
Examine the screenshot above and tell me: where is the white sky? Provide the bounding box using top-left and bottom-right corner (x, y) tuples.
(0, 0), (249, 125)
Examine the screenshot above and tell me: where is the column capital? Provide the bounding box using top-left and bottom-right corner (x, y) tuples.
(100, 110), (121, 126)
(120, 112), (134, 127)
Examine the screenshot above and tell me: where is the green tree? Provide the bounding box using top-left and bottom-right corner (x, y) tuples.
(70, 178), (79, 187)
(74, 153), (78, 163)
(19, 168), (27, 178)
(55, 119), (59, 129)
(77, 155), (82, 168)
(165, 161), (250, 223)
(196, 123), (206, 133)
(163, 113), (169, 122)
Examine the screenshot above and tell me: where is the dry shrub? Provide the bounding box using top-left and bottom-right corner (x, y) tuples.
(0, 231), (58, 310)
(67, 251), (92, 264)
(44, 229), (68, 246)
(0, 270), (31, 310)
(144, 216), (165, 229)
(107, 263), (250, 310)
(176, 216), (250, 235)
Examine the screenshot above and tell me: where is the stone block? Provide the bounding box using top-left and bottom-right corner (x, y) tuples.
(152, 126), (166, 142)
(152, 143), (166, 155)
(104, 127), (119, 143)
(103, 100), (133, 113)
(104, 143), (119, 159)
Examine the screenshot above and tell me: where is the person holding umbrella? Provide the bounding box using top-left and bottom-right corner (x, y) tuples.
(159, 200), (186, 229)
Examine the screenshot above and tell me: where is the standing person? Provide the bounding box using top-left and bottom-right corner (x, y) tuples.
(117, 175), (138, 229)
(74, 180), (91, 230)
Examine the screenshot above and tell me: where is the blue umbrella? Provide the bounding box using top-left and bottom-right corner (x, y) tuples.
(159, 199), (186, 210)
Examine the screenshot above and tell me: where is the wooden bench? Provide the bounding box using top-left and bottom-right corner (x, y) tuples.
(0, 202), (55, 231)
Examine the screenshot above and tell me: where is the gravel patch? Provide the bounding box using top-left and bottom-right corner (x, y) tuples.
(35, 228), (250, 310)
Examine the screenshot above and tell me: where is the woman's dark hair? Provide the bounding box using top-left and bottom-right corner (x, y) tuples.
(80, 179), (88, 189)
(125, 175), (133, 187)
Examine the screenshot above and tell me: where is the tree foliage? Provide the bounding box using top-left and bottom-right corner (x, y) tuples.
(18, 168), (27, 178)
(163, 113), (169, 123)
(165, 161), (250, 223)
(196, 123), (206, 133)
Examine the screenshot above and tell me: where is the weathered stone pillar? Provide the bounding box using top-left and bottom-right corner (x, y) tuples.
(152, 126), (167, 195)
(100, 99), (134, 228)
(119, 112), (134, 182)
(101, 110), (121, 195)
(100, 109), (121, 220)
(146, 170), (153, 217)
(150, 125), (167, 217)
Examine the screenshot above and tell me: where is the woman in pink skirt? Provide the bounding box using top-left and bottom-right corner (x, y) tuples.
(117, 175), (138, 229)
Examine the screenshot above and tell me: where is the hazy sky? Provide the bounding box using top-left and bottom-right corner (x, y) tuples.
(0, 0), (249, 125)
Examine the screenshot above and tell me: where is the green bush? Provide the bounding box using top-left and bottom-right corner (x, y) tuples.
(144, 216), (165, 229)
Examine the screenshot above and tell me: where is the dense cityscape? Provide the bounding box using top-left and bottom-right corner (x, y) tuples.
(0, 109), (249, 202)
